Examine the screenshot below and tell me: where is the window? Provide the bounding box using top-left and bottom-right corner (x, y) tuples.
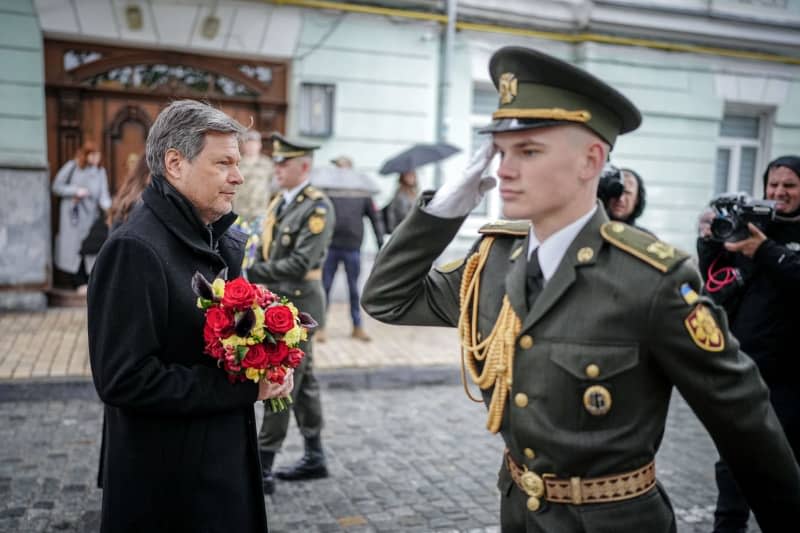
(298, 83), (334, 137)
(713, 113), (767, 197)
(469, 84), (500, 217)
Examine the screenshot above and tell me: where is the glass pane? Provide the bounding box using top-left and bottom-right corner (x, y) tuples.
(738, 147), (757, 194)
(714, 148), (731, 195)
(472, 87), (497, 115)
(719, 115), (760, 139)
(299, 83), (334, 137)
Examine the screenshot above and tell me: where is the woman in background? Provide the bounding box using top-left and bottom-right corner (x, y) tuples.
(383, 170), (418, 233)
(52, 141), (111, 292)
(107, 155), (151, 230)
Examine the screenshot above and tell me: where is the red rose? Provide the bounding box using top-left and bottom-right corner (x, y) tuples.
(242, 343), (269, 369)
(286, 348), (304, 368)
(264, 341), (289, 366)
(267, 366), (287, 385)
(264, 305), (295, 334)
(205, 339), (225, 359)
(222, 277), (257, 310)
(206, 307), (234, 336)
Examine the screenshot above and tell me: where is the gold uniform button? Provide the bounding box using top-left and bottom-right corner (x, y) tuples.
(294, 290), (302, 296)
(585, 364), (600, 378)
(519, 335), (533, 349)
(527, 496), (541, 512)
(514, 392), (529, 408)
(524, 448), (536, 459)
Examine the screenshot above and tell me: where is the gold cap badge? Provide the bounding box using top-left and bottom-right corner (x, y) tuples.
(499, 72), (518, 105)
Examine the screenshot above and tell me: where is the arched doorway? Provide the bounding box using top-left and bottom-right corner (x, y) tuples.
(44, 38), (289, 232)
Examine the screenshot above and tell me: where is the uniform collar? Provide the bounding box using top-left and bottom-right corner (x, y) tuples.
(527, 204), (597, 281)
(282, 179), (310, 206)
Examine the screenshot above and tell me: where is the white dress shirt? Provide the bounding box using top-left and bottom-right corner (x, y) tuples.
(527, 205), (597, 282)
(281, 179), (310, 207)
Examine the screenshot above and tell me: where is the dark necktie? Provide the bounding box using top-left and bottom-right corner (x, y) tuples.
(526, 248), (544, 311)
(276, 198), (286, 217)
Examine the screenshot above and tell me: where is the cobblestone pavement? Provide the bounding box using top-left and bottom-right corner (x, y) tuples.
(0, 380), (760, 533)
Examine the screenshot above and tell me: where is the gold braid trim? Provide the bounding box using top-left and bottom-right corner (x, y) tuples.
(458, 237), (523, 434)
(260, 195), (284, 262)
(492, 108), (591, 123)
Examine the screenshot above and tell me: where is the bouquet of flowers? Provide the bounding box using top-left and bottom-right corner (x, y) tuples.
(191, 271), (317, 411)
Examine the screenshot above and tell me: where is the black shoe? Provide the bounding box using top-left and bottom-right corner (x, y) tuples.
(274, 455), (328, 481)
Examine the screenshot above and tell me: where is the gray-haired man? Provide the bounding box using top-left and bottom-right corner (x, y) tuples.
(88, 99), (292, 533)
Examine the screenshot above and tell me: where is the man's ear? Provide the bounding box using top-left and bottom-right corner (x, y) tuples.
(164, 148), (184, 182)
(581, 140), (608, 183)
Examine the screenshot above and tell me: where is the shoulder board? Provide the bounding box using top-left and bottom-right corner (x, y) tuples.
(600, 221), (689, 274)
(478, 219), (530, 237)
(304, 186), (324, 200)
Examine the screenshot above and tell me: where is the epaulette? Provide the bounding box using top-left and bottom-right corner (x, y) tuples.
(304, 185), (324, 200)
(478, 219), (530, 237)
(600, 221), (689, 273)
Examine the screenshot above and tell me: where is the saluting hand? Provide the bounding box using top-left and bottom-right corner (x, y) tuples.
(426, 140), (497, 218)
(724, 223), (767, 258)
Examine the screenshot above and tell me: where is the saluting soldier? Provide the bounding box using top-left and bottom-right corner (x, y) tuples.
(361, 46), (800, 532)
(248, 133), (335, 495)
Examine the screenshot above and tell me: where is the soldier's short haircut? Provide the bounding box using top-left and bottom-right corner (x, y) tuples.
(146, 99), (245, 178)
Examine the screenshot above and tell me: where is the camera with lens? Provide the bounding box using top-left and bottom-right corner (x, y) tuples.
(708, 193), (775, 243)
(597, 163), (624, 203)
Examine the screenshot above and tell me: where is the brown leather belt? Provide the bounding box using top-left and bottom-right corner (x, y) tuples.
(505, 449), (656, 506)
(304, 268), (322, 281)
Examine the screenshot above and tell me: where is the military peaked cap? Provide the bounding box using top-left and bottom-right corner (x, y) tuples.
(479, 46), (642, 146)
(270, 132), (319, 163)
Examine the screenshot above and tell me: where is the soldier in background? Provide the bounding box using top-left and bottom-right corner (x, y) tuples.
(248, 133), (334, 495)
(361, 46), (800, 532)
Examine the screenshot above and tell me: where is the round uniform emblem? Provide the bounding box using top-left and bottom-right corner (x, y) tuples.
(583, 385), (612, 415)
(577, 247), (594, 263)
(610, 222), (625, 233)
(281, 234), (292, 246)
(308, 216), (325, 235)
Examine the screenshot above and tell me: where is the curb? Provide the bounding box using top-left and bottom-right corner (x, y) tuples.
(0, 364), (463, 403)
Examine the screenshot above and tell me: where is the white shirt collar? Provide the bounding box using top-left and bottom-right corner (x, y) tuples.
(282, 179), (309, 205)
(527, 205), (597, 282)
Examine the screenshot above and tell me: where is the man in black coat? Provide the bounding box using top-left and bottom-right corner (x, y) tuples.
(698, 155), (800, 533)
(88, 100), (292, 533)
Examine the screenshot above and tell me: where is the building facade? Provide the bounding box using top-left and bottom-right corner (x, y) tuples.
(1, 0), (798, 309)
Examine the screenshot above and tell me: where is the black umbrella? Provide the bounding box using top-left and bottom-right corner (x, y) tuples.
(378, 142), (461, 175)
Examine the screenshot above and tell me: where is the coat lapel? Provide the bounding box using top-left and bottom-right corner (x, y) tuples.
(504, 235), (529, 321)
(521, 206), (607, 332)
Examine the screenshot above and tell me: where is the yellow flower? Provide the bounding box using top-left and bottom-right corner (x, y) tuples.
(286, 302), (299, 317)
(212, 278), (225, 299)
(221, 335), (248, 348)
(283, 325), (303, 346)
(253, 306), (265, 330)
(245, 367), (262, 383)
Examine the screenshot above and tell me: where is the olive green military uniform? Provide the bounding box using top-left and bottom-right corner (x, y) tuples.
(362, 45), (800, 532)
(249, 172), (334, 452)
(362, 200), (800, 532)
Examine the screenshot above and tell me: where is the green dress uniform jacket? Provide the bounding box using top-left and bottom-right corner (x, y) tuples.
(361, 196), (800, 533)
(248, 184), (334, 327)
(248, 183), (334, 451)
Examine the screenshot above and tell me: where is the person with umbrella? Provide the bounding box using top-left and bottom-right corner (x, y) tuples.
(379, 142), (460, 233)
(312, 156), (385, 342)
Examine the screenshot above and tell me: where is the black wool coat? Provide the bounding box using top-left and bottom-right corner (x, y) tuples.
(88, 175), (267, 533)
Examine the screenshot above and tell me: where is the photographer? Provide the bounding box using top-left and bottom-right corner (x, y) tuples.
(697, 155), (800, 533)
(599, 165), (651, 233)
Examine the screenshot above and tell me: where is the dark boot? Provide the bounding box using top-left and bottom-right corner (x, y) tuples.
(259, 450), (276, 495)
(274, 436), (329, 481)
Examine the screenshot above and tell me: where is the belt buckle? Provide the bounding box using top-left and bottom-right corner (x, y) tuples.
(570, 476), (583, 505)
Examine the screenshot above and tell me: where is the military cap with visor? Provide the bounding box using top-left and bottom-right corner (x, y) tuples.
(270, 132), (319, 163)
(480, 46), (642, 146)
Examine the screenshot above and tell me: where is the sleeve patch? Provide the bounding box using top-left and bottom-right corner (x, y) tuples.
(679, 282), (699, 305)
(684, 304), (725, 352)
(308, 215), (326, 235)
